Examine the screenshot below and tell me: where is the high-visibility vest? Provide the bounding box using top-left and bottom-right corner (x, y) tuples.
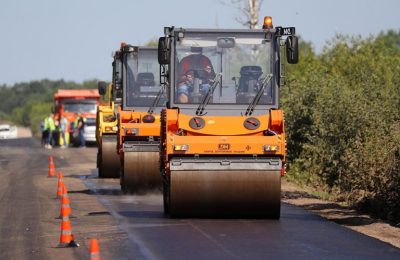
(44, 117), (49, 130)
(48, 117), (56, 131)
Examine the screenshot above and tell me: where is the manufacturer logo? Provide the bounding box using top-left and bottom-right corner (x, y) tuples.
(218, 143), (231, 150)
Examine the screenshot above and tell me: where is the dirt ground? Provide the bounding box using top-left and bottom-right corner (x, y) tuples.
(281, 179), (400, 248)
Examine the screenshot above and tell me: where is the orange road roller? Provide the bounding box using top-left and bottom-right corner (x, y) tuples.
(96, 50), (122, 178)
(158, 17), (298, 217)
(117, 44), (166, 193)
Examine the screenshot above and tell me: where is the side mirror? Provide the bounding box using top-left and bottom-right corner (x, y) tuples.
(158, 37), (170, 65)
(286, 36), (299, 64)
(97, 81), (107, 95)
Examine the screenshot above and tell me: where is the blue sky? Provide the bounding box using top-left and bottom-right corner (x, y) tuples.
(0, 0), (398, 85)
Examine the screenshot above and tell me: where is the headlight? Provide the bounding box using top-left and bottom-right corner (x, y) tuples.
(263, 145), (279, 152)
(174, 144), (189, 151)
(125, 128), (138, 135)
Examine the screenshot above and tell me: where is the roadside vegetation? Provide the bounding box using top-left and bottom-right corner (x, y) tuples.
(283, 30), (400, 223)
(0, 31), (399, 222)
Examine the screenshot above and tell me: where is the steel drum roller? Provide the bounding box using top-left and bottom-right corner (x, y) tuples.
(122, 151), (162, 193)
(99, 135), (120, 178)
(168, 170), (281, 218)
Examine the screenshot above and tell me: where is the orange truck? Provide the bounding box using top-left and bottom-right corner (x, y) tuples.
(53, 89), (100, 146)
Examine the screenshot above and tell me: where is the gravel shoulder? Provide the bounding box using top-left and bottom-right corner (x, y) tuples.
(281, 179), (400, 248)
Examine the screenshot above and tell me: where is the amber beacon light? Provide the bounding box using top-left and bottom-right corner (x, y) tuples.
(263, 16), (273, 29)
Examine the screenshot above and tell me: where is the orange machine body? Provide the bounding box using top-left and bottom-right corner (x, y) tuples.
(117, 106), (160, 158)
(162, 109), (286, 175)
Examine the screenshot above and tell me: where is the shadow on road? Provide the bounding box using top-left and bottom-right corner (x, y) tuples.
(292, 201), (378, 227)
(282, 190), (318, 199)
(330, 216), (376, 226)
(302, 202), (346, 211)
(88, 211), (111, 216)
(69, 188), (122, 196)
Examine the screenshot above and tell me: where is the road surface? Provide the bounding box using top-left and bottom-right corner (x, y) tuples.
(0, 137), (399, 259)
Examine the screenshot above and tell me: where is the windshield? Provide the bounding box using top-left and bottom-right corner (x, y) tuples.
(62, 100), (97, 113)
(85, 117), (96, 126)
(125, 49), (166, 108)
(175, 35), (273, 105)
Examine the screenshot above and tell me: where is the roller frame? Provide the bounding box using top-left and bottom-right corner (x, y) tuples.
(164, 157), (282, 218)
(98, 135), (120, 178)
(120, 142), (162, 194)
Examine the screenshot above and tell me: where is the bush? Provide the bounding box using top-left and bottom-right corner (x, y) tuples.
(283, 31), (400, 222)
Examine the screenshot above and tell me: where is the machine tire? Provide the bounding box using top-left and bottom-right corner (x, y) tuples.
(96, 149), (100, 171)
(120, 160), (127, 193)
(169, 169), (281, 218)
(98, 135), (120, 178)
(121, 151), (161, 194)
(163, 178), (170, 215)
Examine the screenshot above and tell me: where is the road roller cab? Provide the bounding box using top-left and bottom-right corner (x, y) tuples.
(117, 45), (166, 193)
(96, 50), (123, 178)
(158, 18), (298, 217)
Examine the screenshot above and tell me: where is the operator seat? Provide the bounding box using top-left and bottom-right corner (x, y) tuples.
(136, 72), (155, 87)
(132, 72), (161, 107)
(236, 65), (263, 103)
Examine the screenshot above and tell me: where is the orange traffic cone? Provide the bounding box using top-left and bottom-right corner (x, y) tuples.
(48, 156), (56, 177)
(59, 183), (75, 219)
(62, 181), (69, 196)
(89, 238), (101, 260)
(58, 214), (79, 247)
(56, 171), (64, 198)
(59, 187), (71, 218)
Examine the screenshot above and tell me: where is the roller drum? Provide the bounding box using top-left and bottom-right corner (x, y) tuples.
(122, 151), (162, 193)
(98, 135), (120, 178)
(168, 170), (281, 218)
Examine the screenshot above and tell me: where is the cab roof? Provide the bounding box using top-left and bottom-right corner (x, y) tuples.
(54, 89), (100, 99)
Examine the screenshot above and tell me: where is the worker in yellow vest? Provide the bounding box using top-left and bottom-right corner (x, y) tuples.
(45, 112), (56, 149)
